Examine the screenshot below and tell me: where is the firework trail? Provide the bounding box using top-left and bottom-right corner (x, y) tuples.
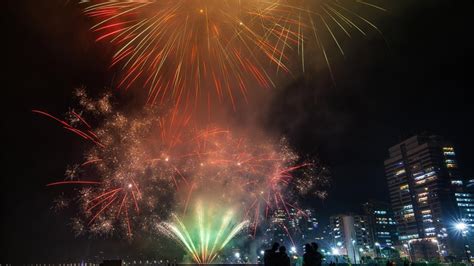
(80, 0), (384, 108)
(35, 89), (177, 237)
(35, 89), (329, 238)
(158, 201), (249, 264)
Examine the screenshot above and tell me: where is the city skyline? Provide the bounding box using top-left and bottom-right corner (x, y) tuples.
(3, 0), (474, 264)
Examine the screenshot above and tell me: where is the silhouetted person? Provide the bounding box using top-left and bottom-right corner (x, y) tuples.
(277, 246), (291, 266)
(264, 242), (280, 266)
(303, 243), (316, 266)
(403, 259), (410, 266)
(386, 260), (392, 266)
(311, 242), (323, 266)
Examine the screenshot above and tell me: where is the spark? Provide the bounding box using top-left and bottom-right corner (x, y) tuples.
(80, 0), (384, 108)
(158, 201), (249, 264)
(36, 89), (329, 237)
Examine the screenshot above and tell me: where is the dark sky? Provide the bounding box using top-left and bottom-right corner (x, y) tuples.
(3, 0), (474, 263)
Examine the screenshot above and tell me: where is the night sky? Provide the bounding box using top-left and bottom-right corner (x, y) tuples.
(3, 0), (474, 263)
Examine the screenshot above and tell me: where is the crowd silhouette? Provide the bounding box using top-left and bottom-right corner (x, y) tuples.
(264, 242), (322, 266)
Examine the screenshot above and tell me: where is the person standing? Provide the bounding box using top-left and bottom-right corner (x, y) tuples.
(277, 246), (291, 266)
(303, 244), (315, 266)
(264, 242), (280, 266)
(311, 242), (323, 266)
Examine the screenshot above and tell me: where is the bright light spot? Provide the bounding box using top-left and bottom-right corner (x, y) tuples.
(199, 9), (204, 13)
(455, 222), (467, 231)
(234, 252), (240, 259)
(337, 242), (342, 247)
(239, 22), (243, 26)
(237, 162), (241, 166)
(128, 183), (133, 188)
(375, 242), (380, 247)
(291, 246), (297, 253)
(260, 250), (265, 255)
(165, 157), (169, 162)
(331, 248), (340, 255)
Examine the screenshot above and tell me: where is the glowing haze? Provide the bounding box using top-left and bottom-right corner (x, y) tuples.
(37, 90), (329, 242)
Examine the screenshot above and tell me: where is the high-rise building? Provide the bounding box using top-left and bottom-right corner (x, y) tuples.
(314, 224), (334, 251)
(454, 178), (474, 262)
(362, 201), (398, 248)
(297, 209), (319, 243)
(329, 214), (372, 263)
(264, 208), (319, 251)
(384, 134), (472, 261)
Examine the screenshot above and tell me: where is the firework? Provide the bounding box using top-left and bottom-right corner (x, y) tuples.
(167, 127), (329, 236)
(35, 89), (329, 237)
(158, 201), (249, 264)
(35, 89), (177, 237)
(80, 0), (384, 108)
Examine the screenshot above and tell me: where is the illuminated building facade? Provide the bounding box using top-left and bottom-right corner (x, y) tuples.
(384, 134), (472, 261)
(362, 201), (398, 248)
(264, 208), (319, 251)
(329, 214), (372, 263)
(455, 178), (474, 262)
(314, 224), (334, 251)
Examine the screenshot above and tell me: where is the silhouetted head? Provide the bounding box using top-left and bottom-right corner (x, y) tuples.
(304, 243), (312, 253)
(272, 242), (280, 251)
(311, 242), (319, 251)
(279, 246), (287, 253)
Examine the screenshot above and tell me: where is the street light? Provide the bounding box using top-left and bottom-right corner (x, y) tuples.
(374, 242), (381, 258)
(455, 222), (467, 232)
(352, 240), (358, 264)
(290, 246), (297, 254)
(454, 222), (471, 263)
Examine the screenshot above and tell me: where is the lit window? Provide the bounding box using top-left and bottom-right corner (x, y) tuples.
(418, 197), (428, 203)
(400, 184), (409, 191)
(418, 192), (428, 197)
(396, 169), (406, 176)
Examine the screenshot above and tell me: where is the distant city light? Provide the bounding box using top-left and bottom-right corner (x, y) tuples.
(234, 252), (240, 259)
